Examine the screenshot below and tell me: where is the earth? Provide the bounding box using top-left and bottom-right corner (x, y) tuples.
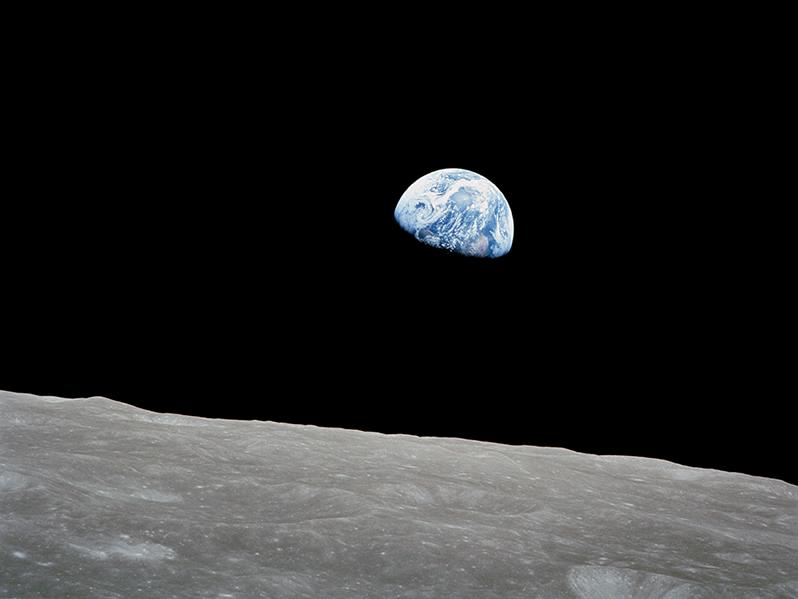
(394, 168), (514, 258)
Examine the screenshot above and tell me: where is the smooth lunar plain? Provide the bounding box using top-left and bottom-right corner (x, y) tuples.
(1, 390), (796, 598)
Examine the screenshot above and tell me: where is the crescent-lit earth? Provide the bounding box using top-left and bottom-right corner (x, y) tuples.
(394, 168), (514, 258)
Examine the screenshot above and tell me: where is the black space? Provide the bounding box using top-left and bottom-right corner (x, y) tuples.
(2, 12), (793, 485)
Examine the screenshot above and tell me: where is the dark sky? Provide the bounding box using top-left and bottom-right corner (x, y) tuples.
(3, 13), (791, 485)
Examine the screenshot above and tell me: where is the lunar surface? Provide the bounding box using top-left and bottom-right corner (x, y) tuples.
(1, 391), (796, 598)
(394, 168), (514, 257)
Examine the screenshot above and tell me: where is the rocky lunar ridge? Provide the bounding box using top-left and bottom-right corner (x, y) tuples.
(1, 391), (796, 598)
